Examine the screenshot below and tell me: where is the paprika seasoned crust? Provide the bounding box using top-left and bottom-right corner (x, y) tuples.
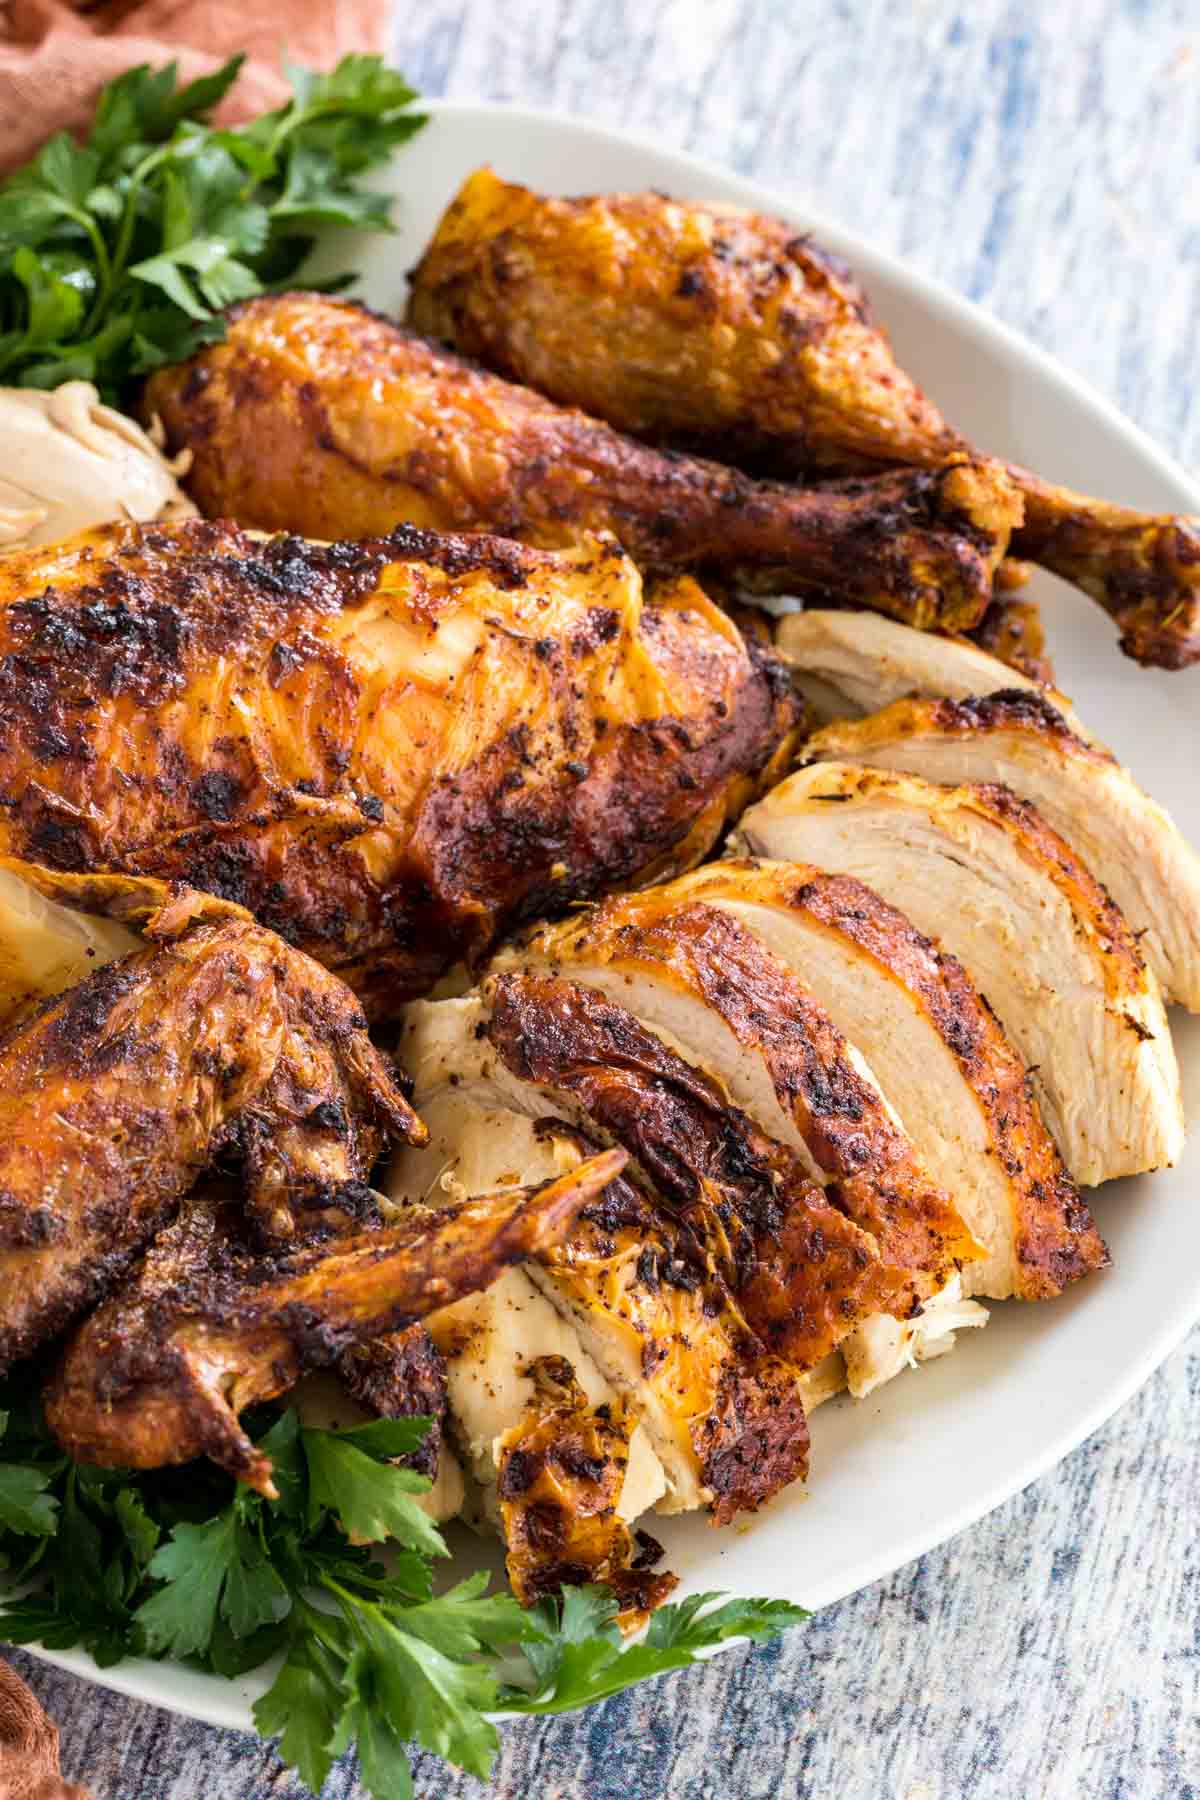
(659, 862), (1109, 1302)
(407, 169), (1200, 669)
(740, 763), (1183, 1185)
(0, 516), (799, 1015)
(496, 1354), (679, 1623)
(0, 904), (423, 1374)
(45, 1149), (627, 1496)
(801, 692), (1200, 1012)
(390, 1065), (809, 1521)
(501, 888), (982, 1302)
(146, 292), (1019, 632)
(480, 971), (900, 1366)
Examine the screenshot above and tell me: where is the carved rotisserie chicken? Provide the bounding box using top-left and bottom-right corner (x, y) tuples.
(406, 169), (1200, 668)
(0, 516), (799, 1014)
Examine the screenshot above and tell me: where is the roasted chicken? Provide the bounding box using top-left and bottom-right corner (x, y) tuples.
(0, 899), (422, 1373)
(0, 516), (798, 1014)
(801, 693), (1200, 1011)
(145, 293), (1021, 632)
(774, 609), (1087, 737)
(739, 764), (1183, 1184)
(407, 170), (1200, 668)
(496, 1354), (677, 1620)
(46, 1149), (626, 1493)
(618, 864), (1108, 1303)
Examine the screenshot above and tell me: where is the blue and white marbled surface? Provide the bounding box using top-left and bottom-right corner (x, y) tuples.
(8, 3), (1200, 1795)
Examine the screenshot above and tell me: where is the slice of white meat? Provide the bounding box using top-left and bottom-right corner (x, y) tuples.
(775, 609), (1089, 736)
(644, 863), (1109, 1303)
(387, 1082), (667, 1526)
(398, 1000), (810, 1519)
(738, 762), (1183, 1184)
(0, 862), (140, 1022)
(801, 693), (1200, 1011)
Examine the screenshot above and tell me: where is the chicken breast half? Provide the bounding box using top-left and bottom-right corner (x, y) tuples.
(774, 609), (1088, 738)
(0, 516), (799, 1015)
(801, 693), (1200, 1011)
(738, 764), (1183, 1185)
(498, 881), (985, 1399)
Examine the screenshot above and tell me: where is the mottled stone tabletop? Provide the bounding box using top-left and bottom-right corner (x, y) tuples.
(9, 2), (1200, 1796)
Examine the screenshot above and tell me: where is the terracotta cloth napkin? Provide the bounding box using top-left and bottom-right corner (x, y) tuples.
(0, 1660), (91, 1800)
(0, 0), (389, 174)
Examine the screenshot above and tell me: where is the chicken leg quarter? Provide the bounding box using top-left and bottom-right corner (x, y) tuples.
(406, 170), (1200, 669)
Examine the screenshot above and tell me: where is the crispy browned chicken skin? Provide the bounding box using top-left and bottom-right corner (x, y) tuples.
(146, 293), (1019, 632)
(496, 1353), (678, 1623)
(0, 517), (798, 1013)
(407, 170), (1200, 668)
(46, 1150), (626, 1494)
(484, 971), (902, 1368)
(0, 904), (422, 1374)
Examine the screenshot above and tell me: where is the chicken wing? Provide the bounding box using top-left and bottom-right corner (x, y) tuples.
(407, 170), (1200, 668)
(45, 1150), (626, 1494)
(145, 294), (1019, 632)
(0, 516), (799, 1013)
(0, 906), (422, 1373)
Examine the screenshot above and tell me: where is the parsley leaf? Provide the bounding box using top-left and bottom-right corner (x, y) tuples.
(0, 1460), (58, 1537)
(135, 1506), (289, 1657)
(303, 1425), (446, 1558)
(0, 1358), (809, 1799)
(0, 53), (426, 403)
(502, 1585), (811, 1715)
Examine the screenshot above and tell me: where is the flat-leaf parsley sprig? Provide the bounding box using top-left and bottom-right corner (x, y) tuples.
(0, 1370), (807, 1799)
(0, 53), (426, 403)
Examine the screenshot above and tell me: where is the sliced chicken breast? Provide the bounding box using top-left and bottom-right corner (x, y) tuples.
(501, 886), (981, 1307)
(738, 763), (1183, 1184)
(481, 970), (906, 1365)
(387, 1084), (667, 1527)
(801, 694), (1200, 1010)
(650, 863), (1108, 1303)
(394, 1012), (808, 1518)
(775, 609), (1088, 736)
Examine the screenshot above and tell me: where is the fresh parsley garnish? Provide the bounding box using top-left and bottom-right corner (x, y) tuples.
(0, 1368), (807, 1797)
(0, 53), (426, 404)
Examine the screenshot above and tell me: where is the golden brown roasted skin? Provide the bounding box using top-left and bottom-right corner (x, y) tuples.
(45, 1150), (626, 1494)
(533, 1133), (812, 1522)
(146, 294), (1019, 631)
(408, 170), (1200, 668)
(496, 1354), (677, 1624)
(509, 890), (983, 1298)
(0, 517), (798, 1014)
(677, 861), (1110, 1301)
(483, 970), (904, 1368)
(0, 907), (421, 1373)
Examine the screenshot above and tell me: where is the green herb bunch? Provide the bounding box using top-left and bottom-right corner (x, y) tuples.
(0, 1372), (806, 1799)
(0, 53), (425, 405)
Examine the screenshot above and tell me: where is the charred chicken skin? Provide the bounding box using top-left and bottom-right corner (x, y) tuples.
(46, 1149), (626, 1495)
(407, 170), (1200, 668)
(0, 517), (798, 1013)
(145, 293), (1020, 632)
(0, 901), (423, 1373)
